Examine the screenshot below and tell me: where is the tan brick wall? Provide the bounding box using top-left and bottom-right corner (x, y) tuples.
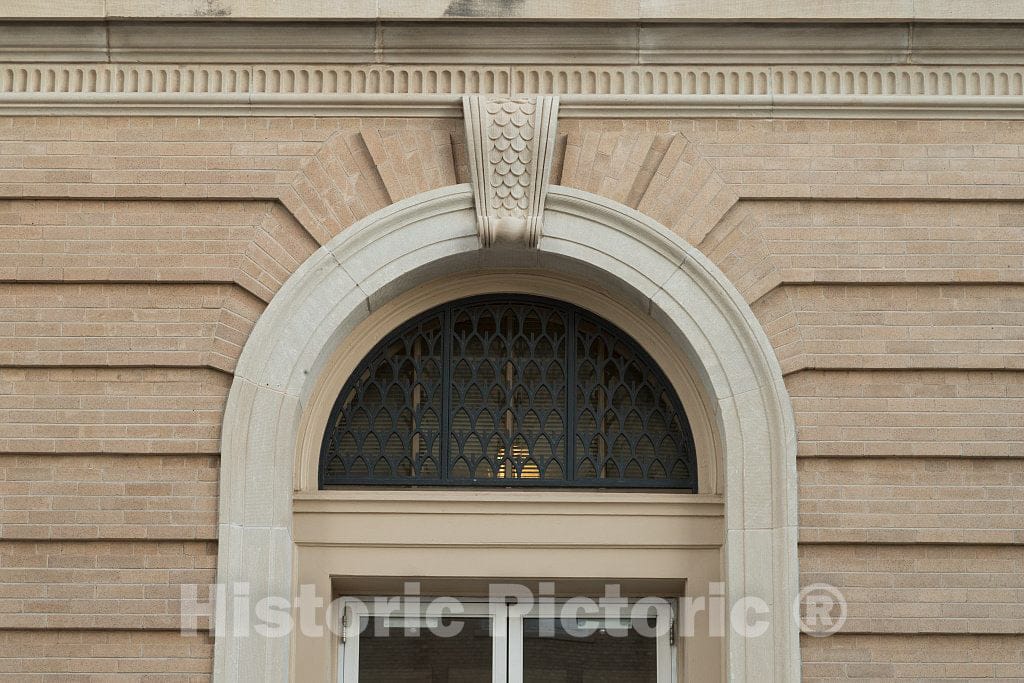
(788, 369), (1024, 458)
(0, 283), (263, 371)
(0, 115), (1021, 677)
(360, 128), (458, 201)
(0, 630), (212, 680)
(748, 199), (1024, 284)
(0, 367), (229, 454)
(799, 457), (1024, 544)
(0, 540), (216, 630)
(800, 544), (1024, 633)
(0, 454), (218, 540)
(0, 200), (318, 303)
(561, 131), (737, 245)
(802, 634), (1024, 680)
(758, 283), (1024, 371)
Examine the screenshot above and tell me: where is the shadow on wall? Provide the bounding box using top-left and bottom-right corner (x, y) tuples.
(445, 0), (525, 17)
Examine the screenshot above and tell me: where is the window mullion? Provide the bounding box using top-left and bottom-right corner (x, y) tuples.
(566, 309), (576, 483)
(505, 607), (523, 683)
(441, 304), (453, 485)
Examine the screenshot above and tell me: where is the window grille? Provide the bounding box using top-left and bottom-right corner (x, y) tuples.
(320, 295), (697, 490)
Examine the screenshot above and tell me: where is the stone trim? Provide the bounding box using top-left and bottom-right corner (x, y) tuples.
(4, 1), (1024, 21)
(7, 21), (1024, 65)
(3, 63), (1024, 118)
(216, 184), (800, 680)
(463, 95), (559, 247)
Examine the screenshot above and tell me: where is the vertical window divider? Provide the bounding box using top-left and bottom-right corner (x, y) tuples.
(440, 304), (453, 482)
(505, 603), (523, 683)
(566, 310), (577, 483)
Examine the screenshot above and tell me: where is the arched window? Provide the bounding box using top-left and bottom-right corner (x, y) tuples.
(320, 295), (697, 490)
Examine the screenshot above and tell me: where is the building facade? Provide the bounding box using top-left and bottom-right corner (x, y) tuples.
(1, 2), (1022, 680)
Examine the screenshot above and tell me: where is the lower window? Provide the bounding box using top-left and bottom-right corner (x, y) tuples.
(337, 597), (677, 682)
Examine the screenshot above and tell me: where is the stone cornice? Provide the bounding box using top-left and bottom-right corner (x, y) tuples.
(3, 62), (1024, 118)
(4, 19), (1024, 118)
(4, 0), (1024, 22)
(5, 21), (1024, 66)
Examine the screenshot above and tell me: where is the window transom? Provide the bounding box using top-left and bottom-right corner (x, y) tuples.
(320, 295), (697, 490)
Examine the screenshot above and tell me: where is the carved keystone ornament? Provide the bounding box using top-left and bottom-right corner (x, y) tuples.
(462, 95), (560, 248)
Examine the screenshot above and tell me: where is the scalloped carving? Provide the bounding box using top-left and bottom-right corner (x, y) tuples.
(462, 95), (559, 248)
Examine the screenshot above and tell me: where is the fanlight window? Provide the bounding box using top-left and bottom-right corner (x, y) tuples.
(320, 295), (697, 490)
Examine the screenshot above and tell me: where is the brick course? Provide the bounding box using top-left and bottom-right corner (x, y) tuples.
(0, 367), (229, 454)
(0, 630), (212, 680)
(751, 199), (1024, 285)
(0, 283), (263, 371)
(800, 544), (1024, 633)
(761, 283), (1024, 372)
(0, 454), (218, 540)
(0, 200), (317, 303)
(788, 369), (1024, 458)
(802, 634), (1024, 680)
(0, 540), (215, 630)
(799, 457), (1024, 544)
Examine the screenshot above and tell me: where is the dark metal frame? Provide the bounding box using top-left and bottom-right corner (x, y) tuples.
(319, 294), (697, 491)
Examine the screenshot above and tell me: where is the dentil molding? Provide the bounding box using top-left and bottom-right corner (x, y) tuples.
(3, 63), (1024, 118)
(463, 95), (559, 248)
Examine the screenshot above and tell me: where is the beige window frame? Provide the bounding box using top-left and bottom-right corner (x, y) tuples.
(336, 597), (677, 683)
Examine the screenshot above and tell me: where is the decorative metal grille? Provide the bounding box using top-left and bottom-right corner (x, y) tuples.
(320, 295), (697, 490)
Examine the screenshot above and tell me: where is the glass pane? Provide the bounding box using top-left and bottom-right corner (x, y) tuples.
(357, 616), (493, 682)
(522, 617), (657, 683)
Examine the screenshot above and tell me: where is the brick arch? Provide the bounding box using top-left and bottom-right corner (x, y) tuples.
(557, 129), (806, 375)
(559, 130), (741, 247)
(282, 125), (464, 245)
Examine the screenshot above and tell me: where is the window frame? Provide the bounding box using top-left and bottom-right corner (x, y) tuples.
(336, 597), (677, 683)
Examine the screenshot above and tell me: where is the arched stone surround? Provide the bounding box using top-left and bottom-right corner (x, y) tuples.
(214, 183), (800, 681)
